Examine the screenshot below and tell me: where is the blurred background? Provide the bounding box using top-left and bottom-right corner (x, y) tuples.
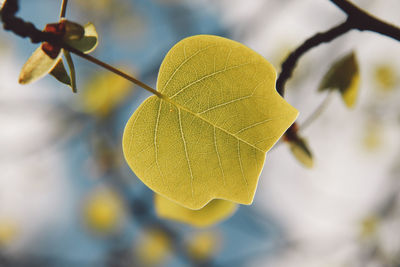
(1, 0), (400, 266)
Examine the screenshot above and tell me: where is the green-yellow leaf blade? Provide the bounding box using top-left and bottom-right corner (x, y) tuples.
(288, 137), (314, 168)
(62, 19), (85, 41)
(65, 22), (98, 54)
(19, 46), (61, 84)
(319, 51), (360, 108)
(123, 35), (298, 209)
(50, 59), (71, 86)
(155, 194), (237, 227)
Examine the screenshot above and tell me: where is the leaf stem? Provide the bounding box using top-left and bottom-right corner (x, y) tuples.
(299, 91), (334, 132)
(65, 45), (162, 97)
(59, 0), (68, 18)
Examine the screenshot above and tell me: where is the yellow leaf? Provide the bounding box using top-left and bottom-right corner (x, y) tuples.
(135, 229), (171, 266)
(123, 35), (298, 209)
(83, 187), (124, 234)
(65, 22), (98, 54)
(288, 137), (314, 168)
(81, 69), (133, 117)
(186, 231), (221, 261)
(319, 51), (359, 108)
(19, 46), (62, 84)
(155, 194), (237, 227)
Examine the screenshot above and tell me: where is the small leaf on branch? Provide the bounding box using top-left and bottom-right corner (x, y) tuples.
(63, 50), (77, 92)
(319, 51), (359, 108)
(283, 123), (314, 168)
(155, 194), (237, 227)
(65, 22), (98, 53)
(50, 58), (71, 85)
(123, 35), (298, 210)
(19, 46), (61, 84)
(288, 136), (314, 168)
(61, 19), (85, 41)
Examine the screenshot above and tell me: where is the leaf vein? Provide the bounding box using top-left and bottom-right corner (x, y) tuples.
(154, 100), (166, 187)
(197, 78), (266, 115)
(213, 127), (226, 186)
(237, 140), (250, 199)
(234, 118), (274, 135)
(178, 109), (195, 201)
(169, 62), (253, 99)
(161, 44), (217, 93)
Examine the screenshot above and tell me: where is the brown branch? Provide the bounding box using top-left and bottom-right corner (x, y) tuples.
(276, 0), (400, 97)
(60, 0), (68, 18)
(1, 0), (57, 44)
(276, 20), (352, 96)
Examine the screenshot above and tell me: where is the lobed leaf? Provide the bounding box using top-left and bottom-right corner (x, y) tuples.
(123, 35), (298, 209)
(155, 194), (237, 227)
(19, 46), (61, 84)
(319, 51), (360, 108)
(65, 22), (98, 54)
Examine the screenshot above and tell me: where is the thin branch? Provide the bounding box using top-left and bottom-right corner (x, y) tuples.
(1, 0), (57, 44)
(1, 0), (160, 97)
(70, 47), (162, 98)
(276, 20), (352, 96)
(299, 91), (334, 132)
(276, 0), (400, 97)
(59, 0), (68, 18)
(330, 0), (400, 41)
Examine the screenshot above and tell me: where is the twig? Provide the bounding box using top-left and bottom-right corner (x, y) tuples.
(276, 20), (352, 96)
(276, 0), (400, 97)
(1, 0), (57, 44)
(299, 91), (334, 132)
(60, 0), (68, 18)
(69, 47), (162, 97)
(330, 0), (400, 41)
